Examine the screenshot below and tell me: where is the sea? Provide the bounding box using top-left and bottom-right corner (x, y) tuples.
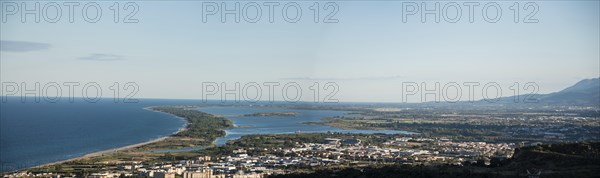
(0, 97), (409, 172)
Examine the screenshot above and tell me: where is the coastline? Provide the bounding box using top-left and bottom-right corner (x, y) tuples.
(143, 106), (189, 134)
(29, 136), (171, 169)
(4, 105), (414, 175)
(15, 107), (190, 173)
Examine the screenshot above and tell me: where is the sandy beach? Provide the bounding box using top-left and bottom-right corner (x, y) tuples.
(30, 136), (171, 169)
(25, 107), (190, 171)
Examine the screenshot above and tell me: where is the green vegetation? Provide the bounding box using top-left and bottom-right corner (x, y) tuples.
(151, 106), (233, 139)
(507, 142), (600, 169)
(137, 106), (233, 150)
(268, 164), (496, 178)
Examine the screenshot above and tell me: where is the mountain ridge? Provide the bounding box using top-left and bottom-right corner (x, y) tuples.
(488, 77), (600, 106)
(541, 78), (600, 105)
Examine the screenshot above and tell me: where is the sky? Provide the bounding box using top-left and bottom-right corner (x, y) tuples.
(1, 0), (599, 103)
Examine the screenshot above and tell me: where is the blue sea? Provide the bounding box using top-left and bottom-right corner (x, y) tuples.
(0, 97), (197, 172)
(0, 97), (409, 172)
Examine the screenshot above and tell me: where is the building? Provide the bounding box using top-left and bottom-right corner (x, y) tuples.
(183, 169), (213, 178)
(324, 138), (341, 145)
(154, 172), (176, 178)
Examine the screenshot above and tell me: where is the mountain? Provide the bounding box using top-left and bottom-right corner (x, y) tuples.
(489, 78), (600, 106)
(541, 78), (600, 105)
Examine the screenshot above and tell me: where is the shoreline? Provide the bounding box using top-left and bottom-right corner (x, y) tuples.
(29, 136), (172, 170)
(8, 107), (190, 174)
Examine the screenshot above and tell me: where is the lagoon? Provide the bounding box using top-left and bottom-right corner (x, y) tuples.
(197, 107), (411, 146)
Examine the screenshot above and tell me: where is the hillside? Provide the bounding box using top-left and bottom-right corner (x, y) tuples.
(502, 142), (600, 177)
(541, 78), (600, 105)
(489, 78), (600, 106)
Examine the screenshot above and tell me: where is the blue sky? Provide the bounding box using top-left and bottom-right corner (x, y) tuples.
(1, 1), (599, 102)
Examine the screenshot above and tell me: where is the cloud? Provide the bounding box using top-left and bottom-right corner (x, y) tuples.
(0, 40), (51, 52)
(280, 75), (404, 81)
(78, 53), (125, 61)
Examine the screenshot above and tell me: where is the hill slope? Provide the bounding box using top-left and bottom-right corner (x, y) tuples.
(489, 78), (600, 106)
(541, 78), (600, 105)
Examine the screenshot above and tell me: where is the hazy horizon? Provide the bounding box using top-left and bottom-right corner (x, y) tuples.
(2, 1), (599, 102)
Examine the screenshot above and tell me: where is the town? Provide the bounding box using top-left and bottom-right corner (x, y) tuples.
(5, 134), (518, 178)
